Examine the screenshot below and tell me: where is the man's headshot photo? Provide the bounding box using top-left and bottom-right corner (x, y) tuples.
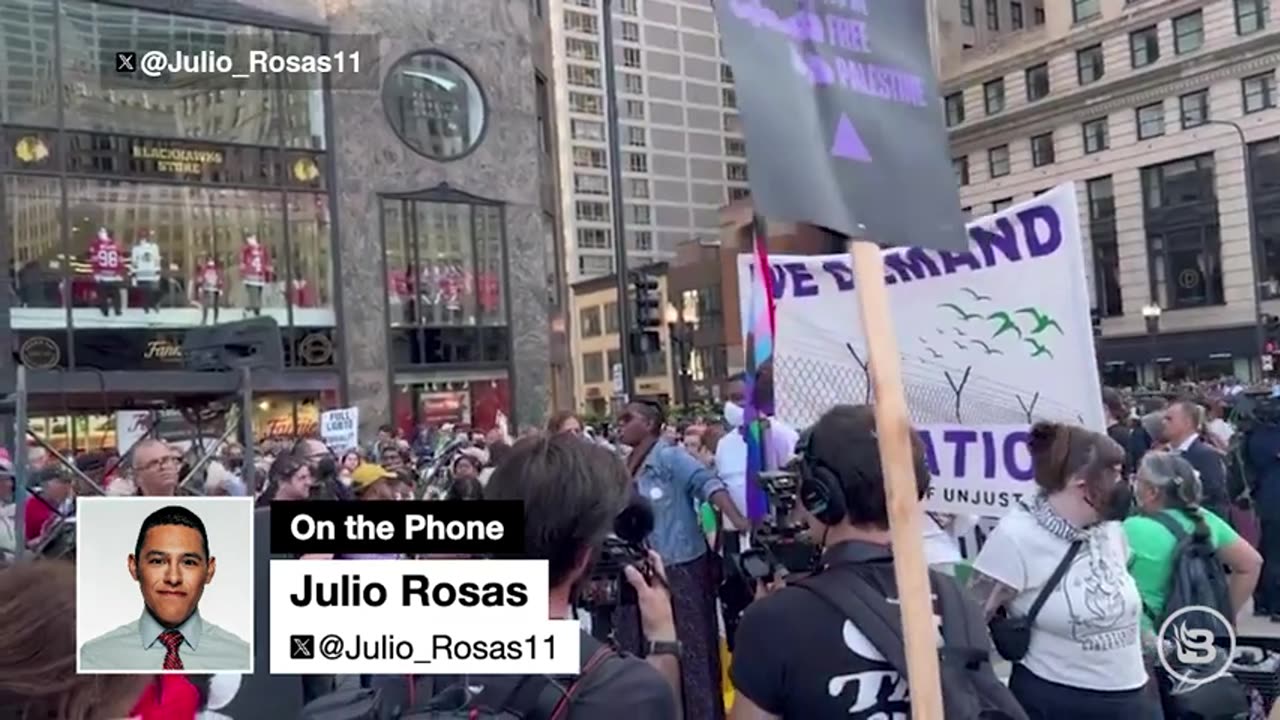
(77, 497), (253, 673)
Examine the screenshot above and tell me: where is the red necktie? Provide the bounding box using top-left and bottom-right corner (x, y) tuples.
(158, 630), (185, 670)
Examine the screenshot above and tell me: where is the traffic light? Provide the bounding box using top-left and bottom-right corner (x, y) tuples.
(632, 272), (662, 329)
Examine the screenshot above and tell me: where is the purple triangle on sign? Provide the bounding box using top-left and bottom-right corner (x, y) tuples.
(831, 115), (871, 162)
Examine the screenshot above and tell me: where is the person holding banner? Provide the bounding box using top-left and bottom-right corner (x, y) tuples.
(968, 422), (1157, 719)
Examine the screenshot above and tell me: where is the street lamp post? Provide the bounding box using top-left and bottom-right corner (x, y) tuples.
(1196, 119), (1267, 375)
(1142, 302), (1162, 387)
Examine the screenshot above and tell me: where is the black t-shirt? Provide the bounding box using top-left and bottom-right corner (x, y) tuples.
(731, 574), (911, 719)
(568, 632), (679, 719)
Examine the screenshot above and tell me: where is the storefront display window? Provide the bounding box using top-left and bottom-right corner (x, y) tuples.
(392, 378), (509, 436)
(53, 0), (327, 149)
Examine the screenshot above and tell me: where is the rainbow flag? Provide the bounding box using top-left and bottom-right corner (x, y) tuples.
(742, 217), (777, 521)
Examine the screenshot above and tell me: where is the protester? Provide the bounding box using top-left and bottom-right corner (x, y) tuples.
(24, 465), (73, 544)
(1102, 388), (1133, 474)
(969, 422), (1155, 719)
(256, 454), (314, 505)
(0, 560), (150, 719)
(729, 404), (1020, 719)
(130, 439), (181, 497)
(484, 433), (681, 717)
(0, 458), (13, 558)
(547, 409), (584, 436)
(1161, 400), (1231, 519)
(1125, 451), (1260, 626)
(616, 399), (748, 720)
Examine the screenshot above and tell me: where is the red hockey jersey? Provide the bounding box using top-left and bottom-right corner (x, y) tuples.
(197, 259), (222, 293)
(88, 232), (124, 282)
(240, 243), (270, 286)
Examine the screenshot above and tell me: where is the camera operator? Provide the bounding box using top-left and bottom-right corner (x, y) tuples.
(729, 405), (1021, 720)
(484, 433), (681, 718)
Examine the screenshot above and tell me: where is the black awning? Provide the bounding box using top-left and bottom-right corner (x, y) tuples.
(22, 369), (338, 411)
(1096, 324), (1258, 366)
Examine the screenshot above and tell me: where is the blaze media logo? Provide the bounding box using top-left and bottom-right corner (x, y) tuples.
(1156, 605), (1235, 687)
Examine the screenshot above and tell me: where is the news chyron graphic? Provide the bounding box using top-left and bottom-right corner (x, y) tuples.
(1157, 604), (1237, 688)
(76, 497), (255, 674)
(268, 501), (580, 674)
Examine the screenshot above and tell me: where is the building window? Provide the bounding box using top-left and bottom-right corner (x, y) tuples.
(727, 162), (750, 181)
(1173, 11), (1204, 54)
(565, 38), (599, 61)
(1136, 102), (1165, 140)
(620, 20), (639, 41)
(622, 73), (644, 94)
(1130, 26), (1160, 68)
(618, 0), (637, 14)
(571, 119), (605, 141)
(1087, 176), (1123, 317)
(625, 126), (646, 147)
(1011, 1), (1024, 29)
(992, 198), (1013, 212)
(567, 64), (602, 88)
(535, 73), (550, 153)
(576, 200), (609, 222)
(988, 145), (1010, 177)
(1076, 44), (1104, 85)
(1179, 90), (1210, 129)
(960, 0), (975, 26)
(580, 307), (602, 337)
(1030, 132), (1055, 167)
(564, 9), (598, 34)
(573, 146), (607, 168)
(569, 91), (603, 115)
(625, 204), (651, 225)
(582, 351), (605, 383)
(983, 79), (1005, 115)
(577, 228), (610, 249)
(621, 47), (642, 68)
(1025, 63), (1050, 101)
(944, 92), (965, 126)
(953, 156), (970, 186)
(986, 0), (999, 29)
(720, 64), (735, 83)
(603, 302), (619, 334)
(1141, 154), (1223, 308)
(1236, 0), (1268, 34)
(1250, 139), (1280, 295)
(380, 191), (508, 341)
(625, 152), (648, 172)
(574, 173), (608, 195)
(1082, 117), (1110, 154)
(628, 230), (654, 251)
(1034, 6), (1045, 23)
(724, 137), (746, 157)
(623, 99), (645, 119)
(383, 52), (487, 162)
(721, 88), (737, 108)
(626, 178), (649, 198)
(1243, 72), (1277, 114)
(1073, 0), (1100, 22)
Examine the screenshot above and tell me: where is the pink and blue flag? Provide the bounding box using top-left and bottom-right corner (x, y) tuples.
(742, 218), (777, 521)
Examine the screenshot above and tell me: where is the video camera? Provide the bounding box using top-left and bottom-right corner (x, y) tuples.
(576, 496), (655, 617)
(737, 467), (819, 583)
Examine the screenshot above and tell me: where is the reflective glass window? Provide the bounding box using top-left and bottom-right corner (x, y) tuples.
(0, 0), (57, 126)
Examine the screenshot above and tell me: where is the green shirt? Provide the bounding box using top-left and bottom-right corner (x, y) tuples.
(1123, 508), (1238, 631)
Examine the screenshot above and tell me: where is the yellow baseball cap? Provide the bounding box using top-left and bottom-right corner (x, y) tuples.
(350, 463), (395, 491)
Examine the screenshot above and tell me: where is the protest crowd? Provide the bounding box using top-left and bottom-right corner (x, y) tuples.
(3, 357), (1280, 720)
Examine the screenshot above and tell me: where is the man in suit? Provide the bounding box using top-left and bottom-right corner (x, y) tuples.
(1162, 399), (1231, 519)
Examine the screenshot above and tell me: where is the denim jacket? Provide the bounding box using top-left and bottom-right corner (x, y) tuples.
(634, 440), (725, 565)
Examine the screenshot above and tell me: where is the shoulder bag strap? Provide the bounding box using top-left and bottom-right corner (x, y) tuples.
(1024, 540), (1083, 625)
(796, 566), (914, 679)
(1146, 511), (1190, 543)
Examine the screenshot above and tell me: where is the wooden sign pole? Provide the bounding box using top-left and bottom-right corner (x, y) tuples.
(848, 239), (945, 719)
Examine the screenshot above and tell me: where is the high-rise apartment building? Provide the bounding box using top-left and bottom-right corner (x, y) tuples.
(942, 0), (1278, 386)
(547, 0), (749, 281)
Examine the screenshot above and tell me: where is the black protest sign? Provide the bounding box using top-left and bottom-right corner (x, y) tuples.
(715, 0), (966, 251)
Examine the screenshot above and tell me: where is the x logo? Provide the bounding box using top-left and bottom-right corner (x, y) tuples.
(115, 52), (136, 72)
(290, 634), (314, 659)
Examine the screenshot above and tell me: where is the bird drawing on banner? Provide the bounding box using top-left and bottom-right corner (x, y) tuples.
(987, 311), (1023, 340)
(918, 336), (930, 344)
(1016, 307), (1065, 335)
(1025, 338), (1053, 358)
(936, 328), (945, 335)
(928, 348), (944, 360)
(938, 303), (982, 321)
(952, 340), (968, 351)
(953, 327), (966, 337)
(970, 340), (1003, 356)
(961, 287), (993, 302)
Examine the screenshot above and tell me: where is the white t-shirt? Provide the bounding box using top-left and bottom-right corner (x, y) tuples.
(922, 513), (962, 566)
(972, 507), (1146, 691)
(714, 419), (800, 531)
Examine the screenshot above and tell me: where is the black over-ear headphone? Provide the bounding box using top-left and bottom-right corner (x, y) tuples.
(795, 428), (847, 526)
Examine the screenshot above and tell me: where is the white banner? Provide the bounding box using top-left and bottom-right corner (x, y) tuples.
(738, 183), (1103, 517)
(269, 559), (580, 674)
(320, 407), (358, 451)
(114, 410), (152, 453)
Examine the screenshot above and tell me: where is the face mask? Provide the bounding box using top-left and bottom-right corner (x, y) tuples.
(723, 401), (745, 428)
(1090, 479), (1134, 523)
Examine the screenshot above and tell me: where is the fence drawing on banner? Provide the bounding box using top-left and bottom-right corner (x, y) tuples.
(776, 341), (1085, 431)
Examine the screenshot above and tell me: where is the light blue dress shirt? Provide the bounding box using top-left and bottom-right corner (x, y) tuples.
(635, 440), (726, 565)
(80, 609), (250, 671)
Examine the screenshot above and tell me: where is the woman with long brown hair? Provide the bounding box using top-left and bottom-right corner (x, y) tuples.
(0, 560), (149, 720)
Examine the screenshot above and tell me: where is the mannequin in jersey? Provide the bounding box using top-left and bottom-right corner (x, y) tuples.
(240, 234), (269, 317)
(197, 254), (223, 325)
(131, 230), (162, 313)
(89, 227), (124, 316)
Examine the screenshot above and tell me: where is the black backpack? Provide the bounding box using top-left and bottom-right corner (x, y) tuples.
(1144, 510), (1232, 635)
(401, 633), (616, 719)
(797, 561), (1028, 720)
